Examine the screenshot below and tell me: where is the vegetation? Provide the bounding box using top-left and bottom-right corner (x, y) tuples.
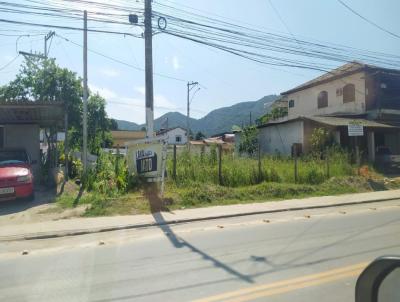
(195, 131), (206, 140)
(167, 148), (353, 187)
(54, 173), (397, 217)
(238, 126), (259, 156)
(256, 107), (288, 125)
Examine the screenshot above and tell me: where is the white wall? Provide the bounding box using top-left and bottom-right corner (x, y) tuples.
(259, 120), (304, 155)
(164, 128), (187, 145)
(286, 72), (366, 119)
(4, 124), (40, 178)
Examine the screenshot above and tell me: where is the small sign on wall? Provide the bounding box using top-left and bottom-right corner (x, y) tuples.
(348, 121), (364, 136)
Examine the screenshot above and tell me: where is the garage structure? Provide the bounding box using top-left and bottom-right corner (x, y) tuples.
(0, 101), (65, 183)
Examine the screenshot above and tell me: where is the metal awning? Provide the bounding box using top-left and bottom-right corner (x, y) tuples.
(0, 102), (65, 127)
(307, 116), (397, 129)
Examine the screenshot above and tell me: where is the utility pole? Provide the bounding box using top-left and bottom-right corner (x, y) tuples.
(82, 10), (88, 172)
(144, 0), (154, 138)
(44, 31), (55, 58)
(186, 81), (199, 147)
(249, 112), (252, 126)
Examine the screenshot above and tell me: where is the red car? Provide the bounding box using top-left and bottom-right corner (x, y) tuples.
(0, 149), (34, 201)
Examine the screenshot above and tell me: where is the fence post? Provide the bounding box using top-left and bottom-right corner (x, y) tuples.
(294, 146), (298, 183)
(218, 144), (223, 185)
(258, 141), (262, 182)
(325, 148), (330, 179)
(355, 136), (360, 175)
(173, 144), (177, 180)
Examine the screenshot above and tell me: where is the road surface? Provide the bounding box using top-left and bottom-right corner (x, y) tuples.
(0, 200), (399, 302)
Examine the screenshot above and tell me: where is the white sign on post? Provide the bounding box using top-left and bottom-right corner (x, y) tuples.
(126, 137), (168, 183)
(348, 121), (364, 137)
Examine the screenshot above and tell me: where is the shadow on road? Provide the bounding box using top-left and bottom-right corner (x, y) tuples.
(144, 183), (254, 283)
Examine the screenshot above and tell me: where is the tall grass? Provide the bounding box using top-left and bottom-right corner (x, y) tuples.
(167, 148), (354, 187)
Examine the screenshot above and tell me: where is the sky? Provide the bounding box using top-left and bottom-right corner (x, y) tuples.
(0, 0), (399, 124)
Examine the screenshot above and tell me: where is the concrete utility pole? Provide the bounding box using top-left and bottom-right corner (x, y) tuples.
(186, 81), (199, 146)
(44, 31), (55, 59)
(82, 10), (88, 172)
(144, 0), (154, 138)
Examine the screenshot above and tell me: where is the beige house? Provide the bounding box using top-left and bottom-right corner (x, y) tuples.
(255, 62), (400, 161)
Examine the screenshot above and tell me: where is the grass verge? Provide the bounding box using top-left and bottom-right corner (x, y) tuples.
(53, 175), (400, 217)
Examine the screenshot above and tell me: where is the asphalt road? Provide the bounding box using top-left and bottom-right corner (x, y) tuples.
(1, 200), (400, 302)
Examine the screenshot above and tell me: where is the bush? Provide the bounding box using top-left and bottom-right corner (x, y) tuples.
(81, 151), (133, 196)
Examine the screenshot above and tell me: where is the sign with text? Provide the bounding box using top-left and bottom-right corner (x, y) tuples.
(348, 121), (364, 136)
(127, 143), (163, 179)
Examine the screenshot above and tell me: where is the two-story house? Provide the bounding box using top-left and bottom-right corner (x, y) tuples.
(257, 61), (400, 161)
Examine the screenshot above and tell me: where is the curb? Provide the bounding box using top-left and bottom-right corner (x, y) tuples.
(1, 196), (399, 242)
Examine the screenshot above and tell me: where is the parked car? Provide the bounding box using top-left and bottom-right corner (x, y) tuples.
(0, 149), (34, 201)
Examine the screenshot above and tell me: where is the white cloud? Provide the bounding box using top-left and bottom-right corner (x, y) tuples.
(89, 83), (180, 124)
(172, 55), (181, 70)
(135, 86), (146, 95)
(99, 68), (120, 78)
(89, 84), (118, 99)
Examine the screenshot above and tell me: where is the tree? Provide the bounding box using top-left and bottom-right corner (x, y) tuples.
(310, 127), (335, 156)
(109, 118), (118, 130)
(195, 131), (206, 140)
(239, 126), (258, 156)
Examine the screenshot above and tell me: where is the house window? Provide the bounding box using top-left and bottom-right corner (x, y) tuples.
(343, 83), (355, 103)
(175, 135), (182, 143)
(289, 99), (295, 108)
(0, 126), (3, 149)
(317, 91), (328, 108)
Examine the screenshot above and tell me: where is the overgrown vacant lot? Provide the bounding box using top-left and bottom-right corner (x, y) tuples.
(53, 172), (400, 218)
(46, 150), (400, 218)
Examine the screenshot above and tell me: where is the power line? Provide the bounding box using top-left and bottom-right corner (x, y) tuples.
(0, 54), (20, 71)
(337, 0), (400, 39)
(0, 18), (142, 37)
(55, 34), (187, 82)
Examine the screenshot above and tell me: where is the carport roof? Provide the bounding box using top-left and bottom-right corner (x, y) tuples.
(257, 116), (398, 129)
(307, 116), (397, 128)
(0, 101), (65, 127)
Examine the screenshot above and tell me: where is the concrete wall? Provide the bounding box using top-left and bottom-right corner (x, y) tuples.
(164, 128), (187, 145)
(286, 72), (366, 119)
(3, 124), (40, 178)
(258, 120), (304, 155)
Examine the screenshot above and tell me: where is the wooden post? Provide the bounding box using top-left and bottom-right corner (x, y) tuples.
(258, 141), (262, 182)
(355, 136), (360, 175)
(218, 144), (222, 185)
(325, 148), (330, 179)
(294, 145), (298, 183)
(173, 144), (177, 180)
(64, 110), (69, 181)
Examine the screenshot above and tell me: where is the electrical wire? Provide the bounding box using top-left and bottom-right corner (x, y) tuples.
(337, 0), (400, 39)
(0, 54), (20, 71)
(55, 34), (186, 82)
